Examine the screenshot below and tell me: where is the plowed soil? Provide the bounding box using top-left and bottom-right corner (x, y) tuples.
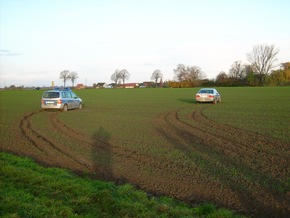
(4, 106), (290, 217)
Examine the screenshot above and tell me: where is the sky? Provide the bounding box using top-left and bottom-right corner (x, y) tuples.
(1, 0), (290, 88)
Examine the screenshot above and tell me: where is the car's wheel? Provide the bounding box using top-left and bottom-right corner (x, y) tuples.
(213, 99), (217, 104)
(78, 103), (82, 109)
(62, 104), (68, 112)
(219, 98), (222, 103)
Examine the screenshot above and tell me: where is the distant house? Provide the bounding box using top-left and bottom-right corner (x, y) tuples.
(95, 83), (107, 88)
(143, 82), (154, 88)
(122, 83), (139, 88)
(75, 84), (85, 89)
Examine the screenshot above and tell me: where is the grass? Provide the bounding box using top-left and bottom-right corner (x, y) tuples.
(0, 152), (242, 218)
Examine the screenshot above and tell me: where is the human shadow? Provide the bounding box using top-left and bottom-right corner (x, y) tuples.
(91, 127), (113, 181)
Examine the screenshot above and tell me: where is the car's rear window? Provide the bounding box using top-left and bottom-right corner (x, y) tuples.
(199, 89), (213, 94)
(43, 92), (60, 98)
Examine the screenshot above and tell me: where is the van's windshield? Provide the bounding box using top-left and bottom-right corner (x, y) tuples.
(43, 92), (60, 98)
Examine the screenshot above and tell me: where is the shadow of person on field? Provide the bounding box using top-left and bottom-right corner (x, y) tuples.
(91, 127), (113, 181)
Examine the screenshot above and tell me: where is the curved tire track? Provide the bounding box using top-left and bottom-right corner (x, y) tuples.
(19, 111), (92, 172)
(156, 105), (289, 217)
(49, 112), (218, 203)
(189, 107), (289, 177)
(49, 112), (198, 179)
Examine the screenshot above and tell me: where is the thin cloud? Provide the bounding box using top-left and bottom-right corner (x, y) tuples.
(0, 50), (21, 56)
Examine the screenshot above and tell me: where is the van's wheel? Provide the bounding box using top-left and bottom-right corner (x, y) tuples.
(62, 104), (68, 112)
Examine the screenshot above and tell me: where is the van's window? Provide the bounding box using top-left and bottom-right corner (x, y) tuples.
(61, 91), (71, 98)
(43, 92), (59, 98)
(71, 92), (77, 98)
(66, 91), (72, 98)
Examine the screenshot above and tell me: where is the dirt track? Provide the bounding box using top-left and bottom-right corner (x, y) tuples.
(8, 107), (290, 217)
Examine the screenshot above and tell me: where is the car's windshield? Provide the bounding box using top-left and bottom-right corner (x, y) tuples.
(43, 92), (59, 98)
(199, 89), (213, 94)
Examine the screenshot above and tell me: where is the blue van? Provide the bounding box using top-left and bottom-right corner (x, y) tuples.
(41, 87), (83, 111)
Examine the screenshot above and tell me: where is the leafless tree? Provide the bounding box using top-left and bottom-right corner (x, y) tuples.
(119, 69), (130, 84)
(111, 69), (121, 84)
(174, 64), (204, 85)
(228, 61), (246, 82)
(151, 69), (163, 84)
(247, 44), (279, 85)
(59, 70), (71, 87)
(186, 66), (205, 82)
(173, 64), (187, 81)
(70, 71), (78, 87)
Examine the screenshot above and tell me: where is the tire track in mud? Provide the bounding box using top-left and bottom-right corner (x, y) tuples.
(49, 113), (196, 182)
(192, 107), (289, 155)
(48, 112), (215, 204)
(19, 112), (48, 154)
(187, 107), (289, 178)
(19, 111), (92, 172)
(156, 105), (290, 217)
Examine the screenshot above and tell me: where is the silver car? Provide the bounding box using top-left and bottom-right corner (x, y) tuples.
(41, 88), (83, 111)
(195, 88), (221, 104)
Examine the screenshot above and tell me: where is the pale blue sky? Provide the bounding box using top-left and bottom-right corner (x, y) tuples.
(1, 0), (289, 87)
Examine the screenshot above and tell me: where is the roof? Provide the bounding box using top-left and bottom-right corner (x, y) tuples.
(75, 84), (85, 89)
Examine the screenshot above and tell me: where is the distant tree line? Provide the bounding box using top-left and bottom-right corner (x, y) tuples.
(211, 44), (290, 87)
(167, 44), (290, 87)
(213, 61), (290, 87)
(56, 44), (289, 89)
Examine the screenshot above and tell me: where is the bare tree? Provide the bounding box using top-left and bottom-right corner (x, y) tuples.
(111, 69), (121, 84)
(228, 61), (246, 82)
(247, 44), (279, 85)
(173, 64), (204, 86)
(70, 71), (78, 87)
(173, 64), (187, 81)
(119, 69), (130, 84)
(59, 70), (71, 87)
(187, 66), (204, 82)
(151, 69), (163, 84)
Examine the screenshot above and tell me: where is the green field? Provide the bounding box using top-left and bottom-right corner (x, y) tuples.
(1, 87), (290, 144)
(0, 87), (289, 217)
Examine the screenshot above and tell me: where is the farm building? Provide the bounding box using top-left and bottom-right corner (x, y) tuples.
(75, 84), (85, 89)
(95, 83), (107, 88)
(122, 83), (139, 88)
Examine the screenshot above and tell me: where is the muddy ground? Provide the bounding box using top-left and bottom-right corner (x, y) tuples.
(2, 106), (289, 217)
